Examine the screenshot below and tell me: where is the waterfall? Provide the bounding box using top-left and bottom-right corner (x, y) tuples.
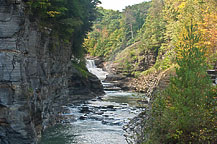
(86, 60), (96, 69)
(86, 60), (108, 81)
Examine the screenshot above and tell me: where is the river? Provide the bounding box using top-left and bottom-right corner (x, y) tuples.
(39, 60), (147, 144)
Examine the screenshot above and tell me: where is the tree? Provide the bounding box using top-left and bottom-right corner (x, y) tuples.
(123, 7), (136, 40)
(84, 2), (151, 60)
(26, 0), (100, 60)
(146, 25), (216, 143)
(140, 0), (165, 52)
(123, 2), (150, 43)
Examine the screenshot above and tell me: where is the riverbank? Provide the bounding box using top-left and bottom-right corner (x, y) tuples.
(93, 57), (174, 95)
(90, 57), (177, 143)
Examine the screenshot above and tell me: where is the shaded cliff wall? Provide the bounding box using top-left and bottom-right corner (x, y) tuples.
(0, 1), (103, 144)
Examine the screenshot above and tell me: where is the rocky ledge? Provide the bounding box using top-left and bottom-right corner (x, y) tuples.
(124, 111), (148, 144)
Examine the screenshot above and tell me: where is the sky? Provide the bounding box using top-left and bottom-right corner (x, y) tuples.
(99, 0), (150, 11)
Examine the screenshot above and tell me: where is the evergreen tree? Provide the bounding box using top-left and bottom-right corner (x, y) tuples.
(146, 25), (216, 143)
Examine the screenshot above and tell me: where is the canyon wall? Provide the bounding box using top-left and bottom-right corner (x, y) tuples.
(0, 1), (103, 143)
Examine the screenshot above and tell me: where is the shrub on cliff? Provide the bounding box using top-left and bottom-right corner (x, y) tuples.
(144, 25), (217, 143)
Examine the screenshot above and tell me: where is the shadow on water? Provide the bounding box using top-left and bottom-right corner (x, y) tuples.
(39, 124), (77, 144)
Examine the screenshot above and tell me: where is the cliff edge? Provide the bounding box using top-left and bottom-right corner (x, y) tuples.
(0, 1), (104, 143)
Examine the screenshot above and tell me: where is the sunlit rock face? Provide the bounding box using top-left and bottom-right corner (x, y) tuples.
(0, 1), (103, 143)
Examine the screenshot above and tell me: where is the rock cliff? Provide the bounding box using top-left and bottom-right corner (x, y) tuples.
(0, 0), (104, 143)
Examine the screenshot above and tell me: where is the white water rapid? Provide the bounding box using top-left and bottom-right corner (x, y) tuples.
(86, 59), (108, 81)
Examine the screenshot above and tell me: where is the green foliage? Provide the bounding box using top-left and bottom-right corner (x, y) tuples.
(153, 54), (173, 71)
(140, 66), (156, 76)
(139, 0), (165, 51)
(72, 61), (90, 78)
(26, 0), (100, 59)
(83, 7), (123, 59)
(123, 2), (151, 42)
(145, 25), (217, 143)
(84, 2), (151, 60)
(84, 0), (216, 80)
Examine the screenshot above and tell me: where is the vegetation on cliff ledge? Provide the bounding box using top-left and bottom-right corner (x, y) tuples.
(25, 0), (100, 61)
(23, 0), (101, 76)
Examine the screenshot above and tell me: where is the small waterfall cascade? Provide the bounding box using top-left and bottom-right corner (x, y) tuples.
(86, 59), (108, 81)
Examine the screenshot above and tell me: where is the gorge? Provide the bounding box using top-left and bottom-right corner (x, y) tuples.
(0, 0), (216, 143)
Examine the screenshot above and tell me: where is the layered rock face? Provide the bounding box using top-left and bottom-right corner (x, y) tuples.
(0, 1), (103, 143)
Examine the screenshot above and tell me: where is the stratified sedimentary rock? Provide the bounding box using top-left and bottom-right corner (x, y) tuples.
(0, 1), (103, 143)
